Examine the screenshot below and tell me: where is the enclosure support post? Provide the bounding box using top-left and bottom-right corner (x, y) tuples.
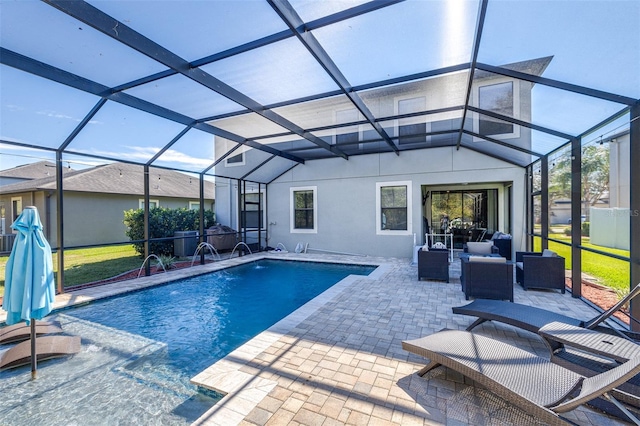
(541, 155), (549, 251)
(55, 151), (64, 294)
(630, 103), (639, 330)
(570, 137), (582, 299)
(144, 165), (151, 276)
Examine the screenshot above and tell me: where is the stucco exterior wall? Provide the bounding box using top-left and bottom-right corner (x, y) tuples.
(264, 146), (526, 258)
(1, 191), (213, 248)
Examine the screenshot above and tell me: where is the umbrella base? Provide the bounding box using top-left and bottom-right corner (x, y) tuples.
(0, 335), (81, 370)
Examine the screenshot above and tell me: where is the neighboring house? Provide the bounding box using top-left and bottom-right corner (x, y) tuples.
(213, 58), (552, 258)
(0, 162), (214, 248)
(0, 160), (72, 187)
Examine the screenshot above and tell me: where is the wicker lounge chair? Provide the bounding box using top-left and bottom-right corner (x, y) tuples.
(452, 282), (640, 341)
(402, 329), (640, 425)
(0, 321), (63, 345)
(0, 335), (81, 370)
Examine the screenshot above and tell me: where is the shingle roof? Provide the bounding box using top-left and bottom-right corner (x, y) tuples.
(0, 161), (65, 179)
(0, 162), (213, 198)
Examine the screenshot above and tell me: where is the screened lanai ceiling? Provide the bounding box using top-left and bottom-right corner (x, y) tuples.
(1, 0), (639, 184)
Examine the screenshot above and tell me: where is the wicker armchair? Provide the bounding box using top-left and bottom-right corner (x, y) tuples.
(515, 250), (566, 293)
(461, 256), (513, 302)
(418, 249), (449, 282)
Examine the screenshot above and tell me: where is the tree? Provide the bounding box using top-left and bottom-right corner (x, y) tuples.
(548, 144), (609, 220)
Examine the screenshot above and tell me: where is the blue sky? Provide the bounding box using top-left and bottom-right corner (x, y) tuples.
(1, 0), (638, 173)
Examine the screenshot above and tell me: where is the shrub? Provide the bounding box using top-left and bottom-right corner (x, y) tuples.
(124, 207), (216, 257)
(563, 223), (589, 237)
(155, 255), (176, 271)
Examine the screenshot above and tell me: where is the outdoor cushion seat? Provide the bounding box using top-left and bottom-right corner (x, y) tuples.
(402, 329), (640, 425)
(463, 241), (499, 255)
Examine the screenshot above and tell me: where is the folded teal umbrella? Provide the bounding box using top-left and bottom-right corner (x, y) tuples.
(2, 206), (56, 378)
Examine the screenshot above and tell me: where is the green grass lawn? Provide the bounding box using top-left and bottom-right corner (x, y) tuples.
(536, 233), (630, 293)
(1, 245), (143, 297)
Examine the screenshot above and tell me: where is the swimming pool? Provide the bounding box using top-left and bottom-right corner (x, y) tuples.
(0, 259), (376, 425)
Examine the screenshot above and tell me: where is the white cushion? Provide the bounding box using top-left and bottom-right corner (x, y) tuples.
(468, 256), (506, 263)
(466, 241), (493, 255)
(542, 249), (557, 257)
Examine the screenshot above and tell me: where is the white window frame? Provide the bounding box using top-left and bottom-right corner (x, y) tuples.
(473, 79), (521, 141)
(290, 186), (317, 234)
(394, 95), (429, 143)
(139, 199), (159, 209)
(189, 201), (200, 211)
(376, 181), (412, 236)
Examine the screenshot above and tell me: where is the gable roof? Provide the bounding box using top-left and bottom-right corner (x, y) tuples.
(0, 161), (68, 179)
(0, 163), (213, 199)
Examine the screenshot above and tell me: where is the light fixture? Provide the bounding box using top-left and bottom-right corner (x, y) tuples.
(599, 136), (603, 146)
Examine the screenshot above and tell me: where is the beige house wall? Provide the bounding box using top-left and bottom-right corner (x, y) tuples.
(0, 191), (213, 249)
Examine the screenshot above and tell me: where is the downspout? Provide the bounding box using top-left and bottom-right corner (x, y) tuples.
(45, 191), (53, 242)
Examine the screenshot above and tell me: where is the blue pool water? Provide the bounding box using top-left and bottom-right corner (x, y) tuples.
(0, 259), (375, 425)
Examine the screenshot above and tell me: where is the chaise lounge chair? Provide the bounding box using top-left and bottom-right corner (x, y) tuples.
(0, 321), (63, 345)
(452, 282), (640, 341)
(0, 335), (81, 370)
(402, 329), (640, 425)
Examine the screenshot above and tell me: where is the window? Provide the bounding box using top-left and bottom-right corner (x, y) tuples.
(397, 97), (427, 145)
(11, 197), (22, 222)
(376, 181), (412, 235)
(335, 109), (360, 146)
(241, 192), (264, 229)
(225, 152), (244, 166)
(290, 186), (317, 233)
(139, 199), (159, 209)
(475, 81), (520, 139)
(189, 201), (200, 211)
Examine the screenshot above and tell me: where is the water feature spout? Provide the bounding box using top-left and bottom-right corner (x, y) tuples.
(137, 254), (166, 278)
(229, 242), (253, 259)
(191, 242), (222, 267)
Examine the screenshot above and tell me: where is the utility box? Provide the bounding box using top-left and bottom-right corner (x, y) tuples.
(174, 230), (199, 257)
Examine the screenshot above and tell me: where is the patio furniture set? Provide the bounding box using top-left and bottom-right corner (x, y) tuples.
(418, 240), (567, 302)
(404, 283), (640, 425)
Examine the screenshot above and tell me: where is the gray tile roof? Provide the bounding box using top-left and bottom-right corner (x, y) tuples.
(0, 162), (213, 198)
